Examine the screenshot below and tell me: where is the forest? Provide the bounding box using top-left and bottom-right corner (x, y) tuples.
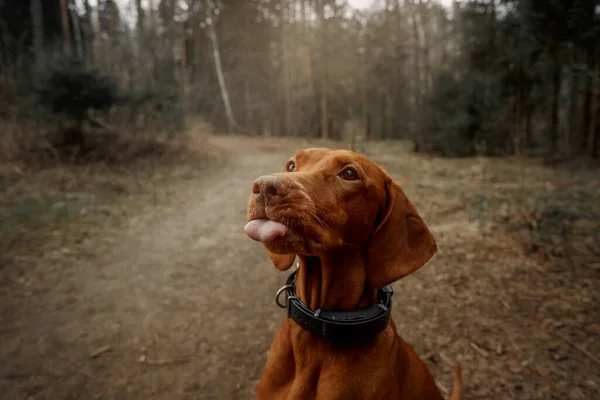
(1, 1), (599, 399)
(1, 0), (598, 160)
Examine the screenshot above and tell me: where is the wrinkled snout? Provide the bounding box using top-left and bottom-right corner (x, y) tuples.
(252, 175), (291, 206)
(246, 175), (294, 244)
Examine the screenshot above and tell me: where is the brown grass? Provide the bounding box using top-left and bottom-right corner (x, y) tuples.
(0, 117), (215, 167)
(0, 119), (218, 269)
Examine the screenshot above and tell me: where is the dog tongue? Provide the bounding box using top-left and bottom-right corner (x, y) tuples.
(244, 219), (290, 243)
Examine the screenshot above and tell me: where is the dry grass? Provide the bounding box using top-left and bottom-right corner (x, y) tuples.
(362, 141), (600, 399)
(0, 117), (214, 167)
(0, 120), (219, 269)
(0, 120), (55, 165)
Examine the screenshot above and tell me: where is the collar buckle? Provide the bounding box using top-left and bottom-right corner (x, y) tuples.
(274, 270), (394, 343)
(275, 284), (293, 309)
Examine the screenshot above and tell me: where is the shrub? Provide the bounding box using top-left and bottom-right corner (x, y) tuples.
(32, 57), (123, 121)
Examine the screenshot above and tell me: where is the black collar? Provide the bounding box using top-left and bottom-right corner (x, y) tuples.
(277, 270), (394, 343)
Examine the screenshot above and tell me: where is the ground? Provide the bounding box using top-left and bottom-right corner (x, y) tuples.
(1, 134), (598, 399)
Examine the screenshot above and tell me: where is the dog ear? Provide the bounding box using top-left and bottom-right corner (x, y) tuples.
(268, 251), (296, 271)
(366, 181), (437, 289)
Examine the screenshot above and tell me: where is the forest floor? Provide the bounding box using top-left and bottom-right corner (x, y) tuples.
(1, 132), (599, 400)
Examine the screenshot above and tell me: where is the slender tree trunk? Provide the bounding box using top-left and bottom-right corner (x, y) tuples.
(69, 4), (83, 58)
(207, 22), (237, 132)
(302, 0), (316, 136)
(244, 80), (253, 133)
(316, 0), (329, 139)
(361, 84), (370, 140)
(146, 0), (159, 86)
(320, 90), (329, 139)
(391, 0), (402, 136)
(190, 2), (203, 87)
(380, 93), (387, 139)
(525, 95), (533, 146)
(281, 0), (293, 136)
(83, 0), (94, 64)
(132, 0), (145, 87)
(110, 0), (118, 39)
(30, 0), (44, 66)
(179, 20), (187, 127)
(582, 45), (596, 151)
(417, 1), (431, 92)
(567, 61), (579, 158)
(549, 57), (561, 155)
(60, 0), (72, 54)
(513, 71), (523, 155)
(136, 0), (145, 41)
(407, 0), (422, 145)
(360, 9), (370, 140)
(588, 68), (599, 159)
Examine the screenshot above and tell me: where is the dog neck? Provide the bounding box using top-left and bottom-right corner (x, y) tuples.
(295, 249), (378, 311)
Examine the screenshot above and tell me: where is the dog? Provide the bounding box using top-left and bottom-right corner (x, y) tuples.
(244, 148), (462, 400)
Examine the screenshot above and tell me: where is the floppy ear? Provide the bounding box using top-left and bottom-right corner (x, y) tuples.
(366, 181), (437, 289)
(267, 251), (296, 271)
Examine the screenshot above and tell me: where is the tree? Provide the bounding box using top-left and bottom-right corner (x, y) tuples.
(1, 0), (598, 158)
(32, 58), (123, 148)
(30, 0), (44, 65)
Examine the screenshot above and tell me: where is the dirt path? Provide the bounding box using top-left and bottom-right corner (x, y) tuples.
(1, 135), (598, 400)
(1, 136), (297, 399)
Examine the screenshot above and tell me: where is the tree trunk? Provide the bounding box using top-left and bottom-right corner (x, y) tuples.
(362, 85), (369, 140)
(416, 1), (431, 92)
(320, 90), (329, 139)
(513, 74), (523, 156)
(179, 20), (187, 128)
(316, 0), (329, 139)
(582, 45), (596, 152)
(190, 1), (204, 87)
(135, 0), (145, 41)
(567, 61), (579, 158)
(391, 0), (402, 137)
(407, 0), (422, 105)
(549, 58), (561, 155)
(60, 0), (72, 54)
(30, 0), (44, 66)
(281, 0), (293, 137)
(525, 96), (533, 146)
(407, 0), (422, 145)
(69, 3), (84, 58)
(207, 22), (237, 133)
(379, 93), (387, 139)
(315, 0), (329, 139)
(83, 0), (94, 64)
(244, 80), (253, 133)
(588, 68), (599, 159)
(303, 0), (316, 137)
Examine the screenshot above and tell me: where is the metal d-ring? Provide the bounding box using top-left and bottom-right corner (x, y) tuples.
(275, 284), (293, 309)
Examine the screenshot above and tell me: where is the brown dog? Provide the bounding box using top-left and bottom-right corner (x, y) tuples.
(245, 148), (462, 400)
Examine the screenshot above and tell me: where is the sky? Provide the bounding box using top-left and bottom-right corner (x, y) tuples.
(348, 0), (455, 9)
(91, 0), (457, 27)
(105, 0), (456, 13)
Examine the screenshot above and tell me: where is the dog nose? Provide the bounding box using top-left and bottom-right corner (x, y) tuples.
(252, 175), (291, 202)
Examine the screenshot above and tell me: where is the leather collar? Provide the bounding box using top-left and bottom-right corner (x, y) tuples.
(278, 270), (394, 343)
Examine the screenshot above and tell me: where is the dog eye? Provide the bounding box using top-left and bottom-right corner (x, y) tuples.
(286, 161), (296, 172)
(340, 168), (358, 181)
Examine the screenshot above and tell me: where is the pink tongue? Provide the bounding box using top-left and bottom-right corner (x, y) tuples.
(244, 219), (290, 243)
